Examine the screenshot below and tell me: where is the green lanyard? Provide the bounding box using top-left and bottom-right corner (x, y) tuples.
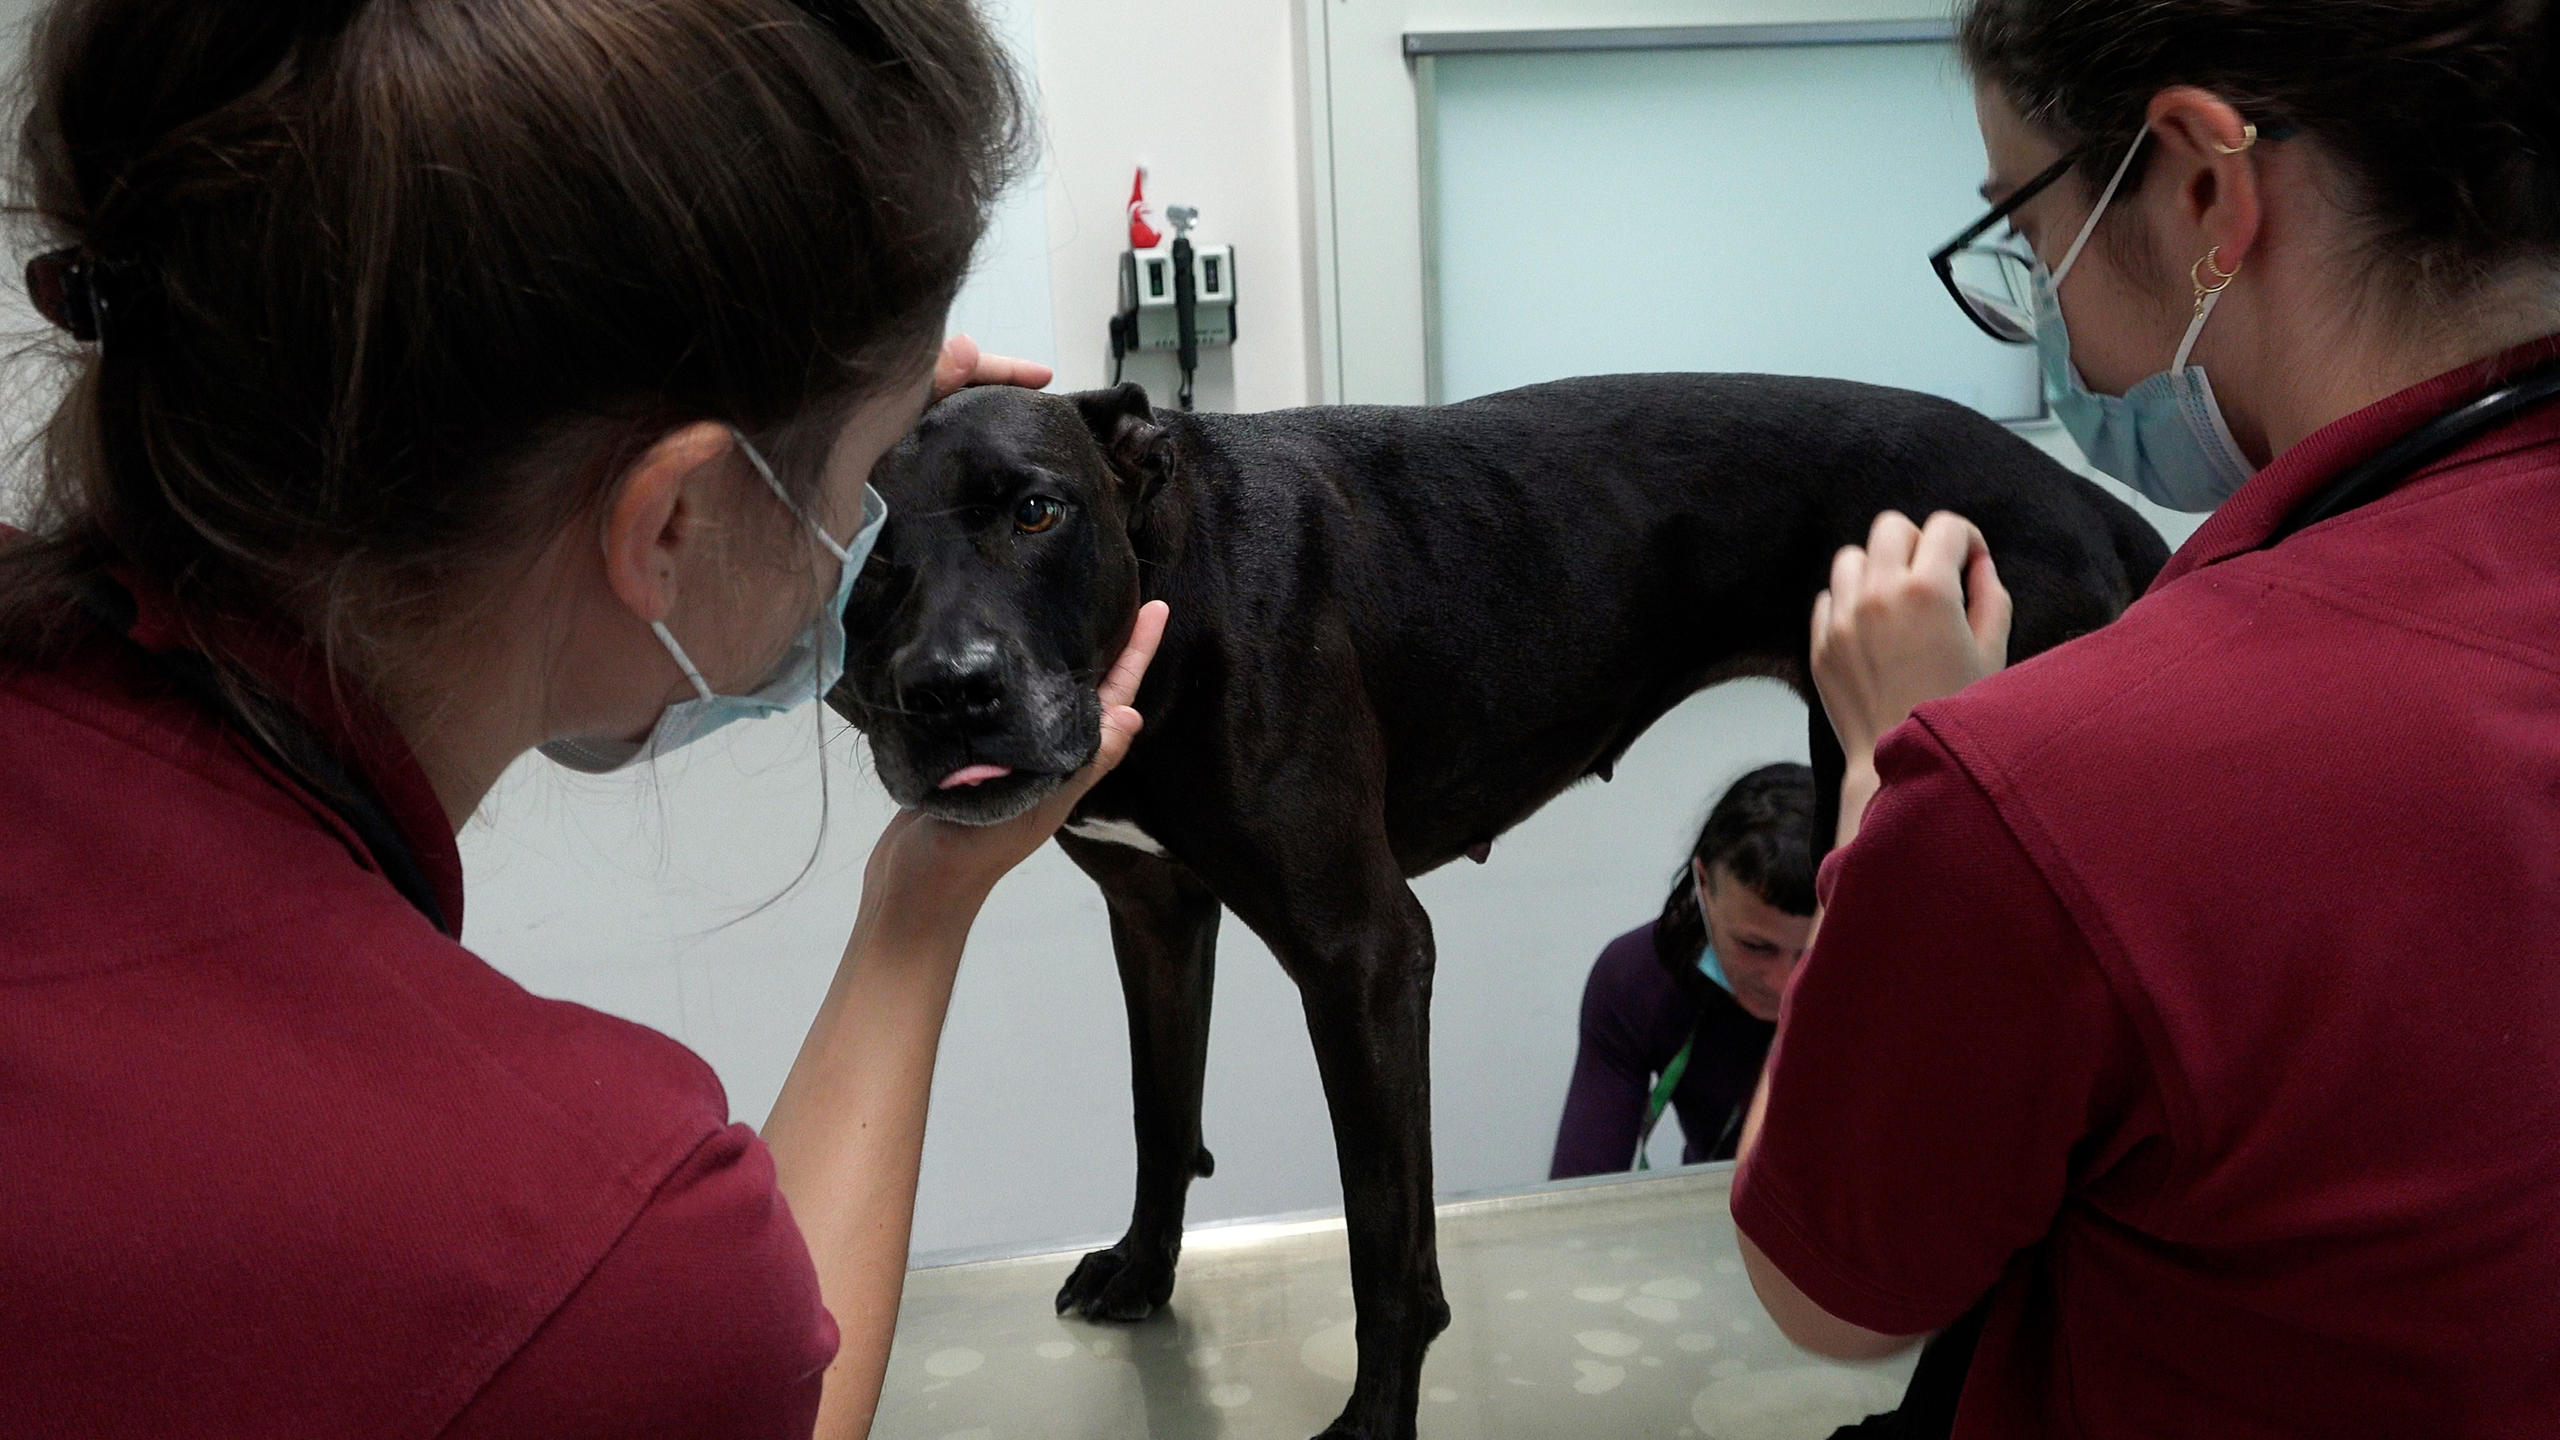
(1633, 1039), (1694, 1172)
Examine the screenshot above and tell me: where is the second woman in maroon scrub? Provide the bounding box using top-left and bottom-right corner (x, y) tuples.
(1733, 2), (2560, 1437)
(0, 2), (1162, 1437)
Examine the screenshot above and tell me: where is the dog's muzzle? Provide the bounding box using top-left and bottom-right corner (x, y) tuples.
(843, 641), (1101, 826)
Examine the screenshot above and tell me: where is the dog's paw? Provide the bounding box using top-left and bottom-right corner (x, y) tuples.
(1310, 1423), (1411, 1440)
(1310, 1397), (1419, 1440)
(1054, 1240), (1175, 1322)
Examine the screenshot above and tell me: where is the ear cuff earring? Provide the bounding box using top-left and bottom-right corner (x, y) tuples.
(2213, 122), (2259, 155)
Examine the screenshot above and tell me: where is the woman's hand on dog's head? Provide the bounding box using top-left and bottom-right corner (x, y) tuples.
(933, 333), (1054, 400)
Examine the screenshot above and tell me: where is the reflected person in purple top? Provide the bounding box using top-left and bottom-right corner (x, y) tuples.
(1550, 765), (1817, 1178)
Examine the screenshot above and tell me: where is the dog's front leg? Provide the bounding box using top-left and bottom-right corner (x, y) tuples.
(1806, 697), (1849, 862)
(1260, 874), (1452, 1440)
(1055, 837), (1222, 1322)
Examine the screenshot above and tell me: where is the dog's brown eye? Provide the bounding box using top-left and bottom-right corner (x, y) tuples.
(1014, 496), (1065, 535)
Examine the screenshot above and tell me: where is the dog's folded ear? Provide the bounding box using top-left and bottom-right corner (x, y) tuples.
(1072, 382), (1172, 498)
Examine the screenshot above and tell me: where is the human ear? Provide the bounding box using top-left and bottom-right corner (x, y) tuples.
(2145, 86), (2267, 271)
(600, 422), (740, 626)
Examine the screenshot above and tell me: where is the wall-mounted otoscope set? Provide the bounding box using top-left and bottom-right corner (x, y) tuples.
(1110, 167), (1235, 411)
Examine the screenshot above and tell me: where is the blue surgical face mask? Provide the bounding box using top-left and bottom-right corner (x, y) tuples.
(1692, 876), (1737, 998)
(1696, 940), (1736, 997)
(2035, 132), (2257, 512)
(540, 430), (886, 775)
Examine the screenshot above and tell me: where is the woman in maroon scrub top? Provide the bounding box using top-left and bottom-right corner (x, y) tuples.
(1732, 3), (2560, 1437)
(0, 3), (1164, 1437)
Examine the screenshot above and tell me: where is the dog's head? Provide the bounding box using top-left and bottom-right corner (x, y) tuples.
(829, 383), (1176, 825)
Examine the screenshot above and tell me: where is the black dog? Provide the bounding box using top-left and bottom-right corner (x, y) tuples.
(830, 374), (2168, 1440)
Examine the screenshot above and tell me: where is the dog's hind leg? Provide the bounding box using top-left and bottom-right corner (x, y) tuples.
(1230, 859), (1450, 1440)
(1054, 835), (1222, 1323)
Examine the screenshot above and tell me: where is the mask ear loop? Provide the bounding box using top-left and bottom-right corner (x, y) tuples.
(646, 430), (847, 707)
(729, 427), (858, 708)
(649, 622), (721, 702)
(2051, 130), (2148, 288)
(732, 427), (855, 564)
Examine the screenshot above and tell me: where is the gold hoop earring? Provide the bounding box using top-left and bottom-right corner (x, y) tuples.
(2191, 246), (2241, 318)
(2212, 122), (2259, 155)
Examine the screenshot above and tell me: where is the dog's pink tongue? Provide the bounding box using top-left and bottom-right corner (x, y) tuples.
(938, 763), (1014, 790)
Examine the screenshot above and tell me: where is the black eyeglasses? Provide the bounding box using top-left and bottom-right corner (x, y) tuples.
(1929, 141), (2096, 346)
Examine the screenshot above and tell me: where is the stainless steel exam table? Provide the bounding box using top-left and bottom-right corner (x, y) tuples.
(876, 1165), (1917, 1439)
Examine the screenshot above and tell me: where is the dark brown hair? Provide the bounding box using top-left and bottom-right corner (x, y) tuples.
(1960, 0), (2560, 300)
(1652, 763), (1817, 973)
(1955, 0), (2560, 302)
(0, 0), (1024, 709)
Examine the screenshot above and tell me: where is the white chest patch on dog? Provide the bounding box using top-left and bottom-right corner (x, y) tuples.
(1064, 817), (1170, 857)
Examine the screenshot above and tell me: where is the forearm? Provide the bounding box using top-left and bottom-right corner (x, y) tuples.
(749, 602), (1166, 1439)
(1551, 1046), (1653, 1179)
(1735, 1057), (1772, 1166)
(1731, 1044), (1915, 1360)
(1729, 752), (1877, 1170)
(1727, 760), (1920, 1362)
(1835, 758), (1883, 854)
(762, 914), (975, 1440)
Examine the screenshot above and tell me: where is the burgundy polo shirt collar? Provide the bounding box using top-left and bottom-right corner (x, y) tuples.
(99, 565), (465, 937)
(2155, 333), (2560, 588)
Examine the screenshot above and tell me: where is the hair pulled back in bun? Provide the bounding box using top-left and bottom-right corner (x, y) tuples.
(0, 0), (1025, 711)
(1961, 0), (2560, 299)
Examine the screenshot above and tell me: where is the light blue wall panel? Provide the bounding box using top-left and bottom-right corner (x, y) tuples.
(1429, 41), (2037, 420)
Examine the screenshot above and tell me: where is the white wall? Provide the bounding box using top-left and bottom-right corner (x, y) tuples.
(1025, 0), (1321, 412)
(943, 0), (1061, 375)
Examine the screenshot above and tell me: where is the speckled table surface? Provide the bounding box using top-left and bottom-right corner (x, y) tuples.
(875, 1165), (1916, 1440)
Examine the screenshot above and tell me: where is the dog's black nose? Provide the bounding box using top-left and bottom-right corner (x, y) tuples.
(897, 640), (1009, 729)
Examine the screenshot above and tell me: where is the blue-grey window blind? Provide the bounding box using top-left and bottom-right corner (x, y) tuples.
(1425, 37), (2039, 421)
